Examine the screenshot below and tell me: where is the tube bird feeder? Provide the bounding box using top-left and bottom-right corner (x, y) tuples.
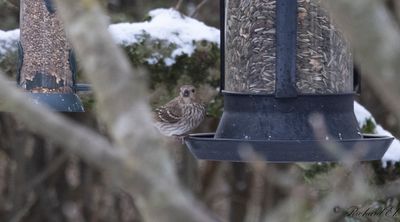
(185, 0), (393, 162)
(18, 0), (84, 112)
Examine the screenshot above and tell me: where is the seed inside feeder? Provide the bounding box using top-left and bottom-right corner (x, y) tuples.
(225, 0), (353, 94)
(19, 0), (74, 94)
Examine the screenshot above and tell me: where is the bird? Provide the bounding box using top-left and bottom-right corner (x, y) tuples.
(153, 85), (206, 140)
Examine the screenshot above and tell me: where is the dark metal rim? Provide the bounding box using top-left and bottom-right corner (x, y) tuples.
(184, 133), (393, 162)
(185, 133), (393, 143)
(221, 90), (356, 97)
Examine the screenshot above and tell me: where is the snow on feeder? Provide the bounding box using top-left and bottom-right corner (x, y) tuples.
(185, 0), (393, 162)
(17, 0), (84, 112)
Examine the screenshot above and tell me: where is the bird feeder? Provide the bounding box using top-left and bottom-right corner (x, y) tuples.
(17, 0), (84, 112)
(185, 0), (393, 162)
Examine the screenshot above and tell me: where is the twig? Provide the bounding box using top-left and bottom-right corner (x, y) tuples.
(3, 0), (18, 10)
(175, 0), (184, 11)
(308, 113), (361, 167)
(390, 0), (400, 24)
(9, 194), (37, 222)
(374, 178), (400, 198)
(190, 0), (209, 17)
(199, 162), (220, 196)
(23, 152), (69, 192)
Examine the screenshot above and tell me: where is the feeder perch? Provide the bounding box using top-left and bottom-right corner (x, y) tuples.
(185, 0), (393, 162)
(17, 0), (84, 112)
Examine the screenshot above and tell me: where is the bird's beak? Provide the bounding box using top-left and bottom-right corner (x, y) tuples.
(183, 90), (190, 97)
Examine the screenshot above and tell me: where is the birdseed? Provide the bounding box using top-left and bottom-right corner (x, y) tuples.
(225, 0), (353, 94)
(19, 0), (73, 93)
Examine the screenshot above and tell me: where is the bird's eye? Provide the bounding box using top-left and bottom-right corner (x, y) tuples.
(192, 89), (195, 93)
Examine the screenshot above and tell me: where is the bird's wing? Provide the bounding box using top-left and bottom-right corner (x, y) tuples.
(154, 98), (183, 124)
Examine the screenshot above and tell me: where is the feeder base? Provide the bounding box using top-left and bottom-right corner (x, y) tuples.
(216, 92), (361, 140)
(28, 93), (84, 112)
(185, 133), (393, 162)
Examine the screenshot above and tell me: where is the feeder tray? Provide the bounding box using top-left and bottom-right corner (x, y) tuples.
(185, 134), (393, 162)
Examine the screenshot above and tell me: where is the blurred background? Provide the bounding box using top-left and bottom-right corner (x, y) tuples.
(1, 0), (400, 222)
(0, 0), (220, 30)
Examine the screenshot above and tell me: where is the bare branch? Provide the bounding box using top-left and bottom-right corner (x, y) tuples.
(50, 1), (217, 221)
(190, 0), (209, 17)
(3, 0), (18, 9)
(23, 152), (69, 192)
(392, 0), (400, 23)
(0, 71), (123, 168)
(9, 193), (37, 222)
(175, 0), (184, 11)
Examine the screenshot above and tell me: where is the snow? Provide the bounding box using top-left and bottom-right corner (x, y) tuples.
(354, 102), (400, 165)
(0, 29), (19, 59)
(1, 8), (220, 65)
(108, 8), (220, 65)
(354, 102), (373, 126)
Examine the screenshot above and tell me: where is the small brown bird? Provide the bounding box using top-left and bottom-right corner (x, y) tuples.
(153, 85), (206, 139)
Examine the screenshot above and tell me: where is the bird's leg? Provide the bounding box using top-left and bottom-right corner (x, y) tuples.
(174, 134), (187, 144)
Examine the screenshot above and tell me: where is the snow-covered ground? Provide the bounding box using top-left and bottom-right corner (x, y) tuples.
(0, 8), (399, 164)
